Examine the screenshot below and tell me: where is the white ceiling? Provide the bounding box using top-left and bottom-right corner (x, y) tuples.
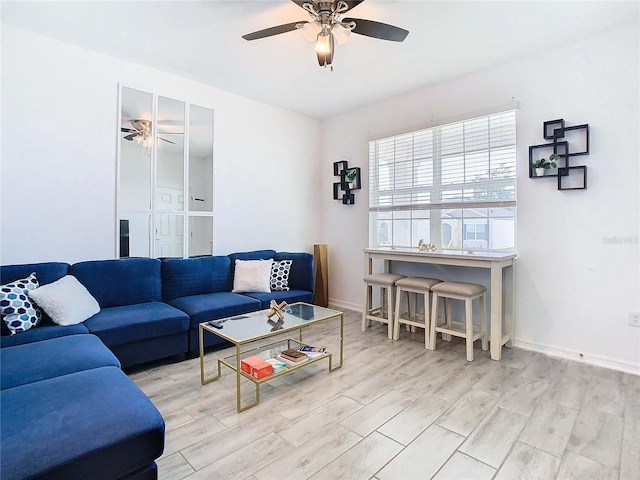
(2, 1), (638, 119)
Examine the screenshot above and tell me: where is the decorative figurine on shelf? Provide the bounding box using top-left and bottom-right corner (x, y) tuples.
(418, 239), (437, 252)
(267, 300), (287, 321)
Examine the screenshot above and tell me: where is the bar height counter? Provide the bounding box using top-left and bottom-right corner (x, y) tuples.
(363, 247), (516, 360)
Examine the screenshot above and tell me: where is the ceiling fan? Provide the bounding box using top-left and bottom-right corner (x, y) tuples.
(121, 119), (180, 146)
(242, 0), (409, 67)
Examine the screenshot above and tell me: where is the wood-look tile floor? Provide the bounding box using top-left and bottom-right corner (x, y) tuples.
(128, 309), (640, 480)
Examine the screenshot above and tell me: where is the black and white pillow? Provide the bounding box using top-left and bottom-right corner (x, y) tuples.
(0, 273), (42, 335)
(270, 260), (293, 291)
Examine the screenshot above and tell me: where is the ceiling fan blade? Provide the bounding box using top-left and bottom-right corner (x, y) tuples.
(123, 133), (137, 141)
(344, 18), (409, 42)
(158, 137), (176, 144)
(121, 127), (137, 133)
(242, 21), (304, 41)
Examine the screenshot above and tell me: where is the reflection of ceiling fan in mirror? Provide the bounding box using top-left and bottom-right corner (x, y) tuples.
(121, 119), (182, 147)
(242, 0), (409, 67)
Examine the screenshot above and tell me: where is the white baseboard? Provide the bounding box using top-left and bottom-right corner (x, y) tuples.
(327, 298), (361, 313)
(325, 299), (639, 376)
(514, 338), (640, 376)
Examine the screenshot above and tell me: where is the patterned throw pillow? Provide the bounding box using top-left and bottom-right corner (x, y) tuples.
(0, 273), (42, 335)
(270, 260), (293, 291)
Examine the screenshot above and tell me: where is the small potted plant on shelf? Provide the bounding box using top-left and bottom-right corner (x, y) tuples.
(533, 153), (559, 176)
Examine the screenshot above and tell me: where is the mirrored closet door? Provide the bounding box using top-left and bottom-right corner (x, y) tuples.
(117, 86), (214, 258)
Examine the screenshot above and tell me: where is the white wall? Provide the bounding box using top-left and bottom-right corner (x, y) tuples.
(2, 22), (638, 373)
(321, 24), (640, 373)
(1, 25), (323, 263)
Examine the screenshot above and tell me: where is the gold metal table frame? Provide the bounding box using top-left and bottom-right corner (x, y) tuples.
(199, 303), (344, 412)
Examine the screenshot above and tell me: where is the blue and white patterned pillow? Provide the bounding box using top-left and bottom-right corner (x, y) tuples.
(0, 273), (42, 335)
(270, 260), (293, 291)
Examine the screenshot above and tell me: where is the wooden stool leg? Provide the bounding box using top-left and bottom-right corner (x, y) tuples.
(393, 286), (402, 340)
(404, 291), (411, 332)
(362, 284), (371, 331)
(386, 286), (394, 339)
(428, 292), (438, 350)
(424, 290), (431, 347)
(442, 298), (453, 342)
(465, 297), (474, 361)
(480, 293), (488, 351)
(410, 292), (417, 333)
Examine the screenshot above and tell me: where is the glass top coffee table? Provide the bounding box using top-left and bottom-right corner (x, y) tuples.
(199, 302), (344, 412)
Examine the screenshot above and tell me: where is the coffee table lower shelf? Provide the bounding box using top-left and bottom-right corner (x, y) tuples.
(201, 337), (341, 412)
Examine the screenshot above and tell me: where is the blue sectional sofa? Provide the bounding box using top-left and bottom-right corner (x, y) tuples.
(1, 250), (314, 366)
(0, 250), (314, 479)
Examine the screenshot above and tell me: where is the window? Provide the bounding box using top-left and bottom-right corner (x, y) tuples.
(369, 110), (516, 252)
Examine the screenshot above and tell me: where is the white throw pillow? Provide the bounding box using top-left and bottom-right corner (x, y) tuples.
(28, 275), (100, 326)
(232, 259), (274, 293)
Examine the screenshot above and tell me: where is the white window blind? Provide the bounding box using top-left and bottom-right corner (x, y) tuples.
(369, 110), (516, 252)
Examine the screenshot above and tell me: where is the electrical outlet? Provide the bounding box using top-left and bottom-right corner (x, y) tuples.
(629, 312), (640, 327)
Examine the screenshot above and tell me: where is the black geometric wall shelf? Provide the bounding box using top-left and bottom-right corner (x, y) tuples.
(333, 161), (361, 205)
(529, 118), (590, 190)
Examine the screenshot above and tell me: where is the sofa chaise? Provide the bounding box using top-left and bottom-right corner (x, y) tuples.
(0, 334), (164, 480)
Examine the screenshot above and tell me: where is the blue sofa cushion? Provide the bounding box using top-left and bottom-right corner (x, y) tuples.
(1, 262), (70, 333)
(0, 262), (69, 287)
(84, 302), (189, 347)
(0, 334), (120, 390)
(275, 252), (314, 292)
(70, 258), (162, 308)
(0, 367), (164, 480)
(244, 290), (314, 309)
(162, 256), (231, 302)
(228, 249), (276, 263)
(1, 273), (42, 335)
(169, 292), (261, 328)
(0, 323), (89, 348)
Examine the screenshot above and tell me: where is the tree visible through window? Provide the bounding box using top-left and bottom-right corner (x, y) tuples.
(368, 111), (516, 252)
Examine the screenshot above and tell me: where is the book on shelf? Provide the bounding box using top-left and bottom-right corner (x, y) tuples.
(280, 349), (308, 361)
(298, 345), (327, 358)
(276, 354), (309, 367)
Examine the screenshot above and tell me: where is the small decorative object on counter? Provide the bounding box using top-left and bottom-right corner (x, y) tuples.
(417, 239), (437, 252)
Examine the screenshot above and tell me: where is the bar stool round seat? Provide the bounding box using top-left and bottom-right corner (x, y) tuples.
(362, 273), (406, 339)
(393, 277), (443, 346)
(428, 281), (488, 361)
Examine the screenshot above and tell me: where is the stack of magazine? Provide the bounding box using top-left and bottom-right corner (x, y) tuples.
(298, 345), (327, 358)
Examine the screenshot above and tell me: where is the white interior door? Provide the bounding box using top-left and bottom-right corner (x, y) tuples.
(155, 187), (184, 257)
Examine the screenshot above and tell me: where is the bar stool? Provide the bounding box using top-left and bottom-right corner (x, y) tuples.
(362, 273), (406, 339)
(393, 277), (443, 347)
(428, 281), (488, 361)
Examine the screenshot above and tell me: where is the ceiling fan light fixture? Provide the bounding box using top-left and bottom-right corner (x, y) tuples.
(332, 23), (351, 45)
(302, 21), (321, 42)
(241, 0), (409, 69)
(315, 29), (334, 66)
